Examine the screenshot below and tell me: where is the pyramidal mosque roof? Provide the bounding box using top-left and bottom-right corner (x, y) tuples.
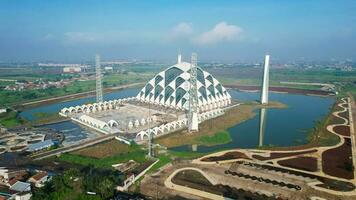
(136, 60), (231, 110)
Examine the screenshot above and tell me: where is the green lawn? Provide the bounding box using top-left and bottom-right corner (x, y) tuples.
(303, 100), (341, 147)
(195, 130), (232, 146)
(0, 111), (23, 128)
(148, 155), (172, 173)
(103, 73), (152, 87)
(0, 80), (15, 87)
(58, 144), (147, 168)
(168, 150), (205, 159)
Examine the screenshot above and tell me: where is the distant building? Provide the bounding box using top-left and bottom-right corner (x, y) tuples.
(28, 172), (50, 188)
(0, 168), (28, 184)
(0, 125), (7, 134)
(26, 140), (54, 152)
(9, 181), (31, 193)
(0, 180), (32, 200)
(38, 63), (87, 67)
(15, 192), (32, 200)
(0, 108), (7, 114)
(63, 67), (82, 73)
(104, 66), (113, 71)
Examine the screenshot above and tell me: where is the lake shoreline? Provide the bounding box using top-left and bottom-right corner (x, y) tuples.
(225, 84), (335, 96)
(16, 82), (145, 110)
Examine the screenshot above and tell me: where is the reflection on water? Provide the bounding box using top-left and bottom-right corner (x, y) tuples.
(18, 87), (335, 151)
(170, 91), (335, 153)
(42, 121), (98, 146)
(192, 144), (198, 152)
(259, 108), (267, 147)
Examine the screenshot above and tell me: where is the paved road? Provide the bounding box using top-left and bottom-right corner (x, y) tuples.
(164, 167), (225, 200)
(192, 97), (356, 197)
(348, 97), (356, 185)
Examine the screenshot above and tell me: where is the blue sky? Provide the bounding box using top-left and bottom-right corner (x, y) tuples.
(0, 0), (355, 62)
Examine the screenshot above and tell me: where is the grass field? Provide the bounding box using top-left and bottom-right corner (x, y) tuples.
(307, 101), (341, 147)
(168, 150), (205, 159)
(195, 130), (232, 146)
(32, 112), (64, 125)
(1, 67), (354, 107)
(72, 140), (134, 158)
(59, 142), (147, 168)
(60, 139), (204, 172)
(154, 105), (256, 148)
(0, 80), (15, 87)
(148, 155), (172, 173)
(103, 72), (152, 86)
(0, 111), (24, 128)
(59, 149), (146, 168)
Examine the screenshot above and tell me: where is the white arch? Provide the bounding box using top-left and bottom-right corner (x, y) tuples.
(108, 120), (119, 127)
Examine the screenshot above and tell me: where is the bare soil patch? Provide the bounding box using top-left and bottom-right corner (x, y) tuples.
(252, 150), (317, 161)
(277, 156), (317, 172)
(171, 169), (280, 200)
(236, 160), (355, 192)
(201, 151), (250, 162)
(322, 138), (354, 179)
(333, 125), (350, 136)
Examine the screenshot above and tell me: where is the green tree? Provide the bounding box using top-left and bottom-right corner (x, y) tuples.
(98, 178), (114, 199)
(52, 176), (66, 192)
(31, 181), (54, 200)
(63, 168), (81, 188)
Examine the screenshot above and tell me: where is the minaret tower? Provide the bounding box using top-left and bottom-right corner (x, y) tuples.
(261, 55), (270, 104)
(177, 51), (182, 64)
(188, 53), (199, 132)
(95, 54), (103, 103)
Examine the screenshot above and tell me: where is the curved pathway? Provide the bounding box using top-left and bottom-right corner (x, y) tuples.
(192, 97), (356, 196)
(164, 167), (227, 200)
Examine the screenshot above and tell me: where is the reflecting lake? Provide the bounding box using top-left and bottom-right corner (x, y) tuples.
(19, 88), (335, 151)
(170, 90), (335, 153)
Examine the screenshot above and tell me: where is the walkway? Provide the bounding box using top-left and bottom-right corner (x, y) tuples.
(164, 167), (227, 200)
(192, 97), (356, 196)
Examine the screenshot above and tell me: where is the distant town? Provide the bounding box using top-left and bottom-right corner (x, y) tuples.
(1, 1), (356, 200)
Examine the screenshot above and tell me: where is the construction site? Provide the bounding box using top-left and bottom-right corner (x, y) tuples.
(59, 53), (233, 143)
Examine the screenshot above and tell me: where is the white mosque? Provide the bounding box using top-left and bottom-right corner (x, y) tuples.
(136, 54), (232, 111)
(59, 53), (235, 143)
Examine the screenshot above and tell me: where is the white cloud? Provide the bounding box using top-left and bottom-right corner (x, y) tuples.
(43, 33), (55, 40)
(60, 22), (243, 46)
(62, 31), (163, 45)
(169, 22), (193, 39)
(193, 22), (243, 45)
(64, 32), (98, 43)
